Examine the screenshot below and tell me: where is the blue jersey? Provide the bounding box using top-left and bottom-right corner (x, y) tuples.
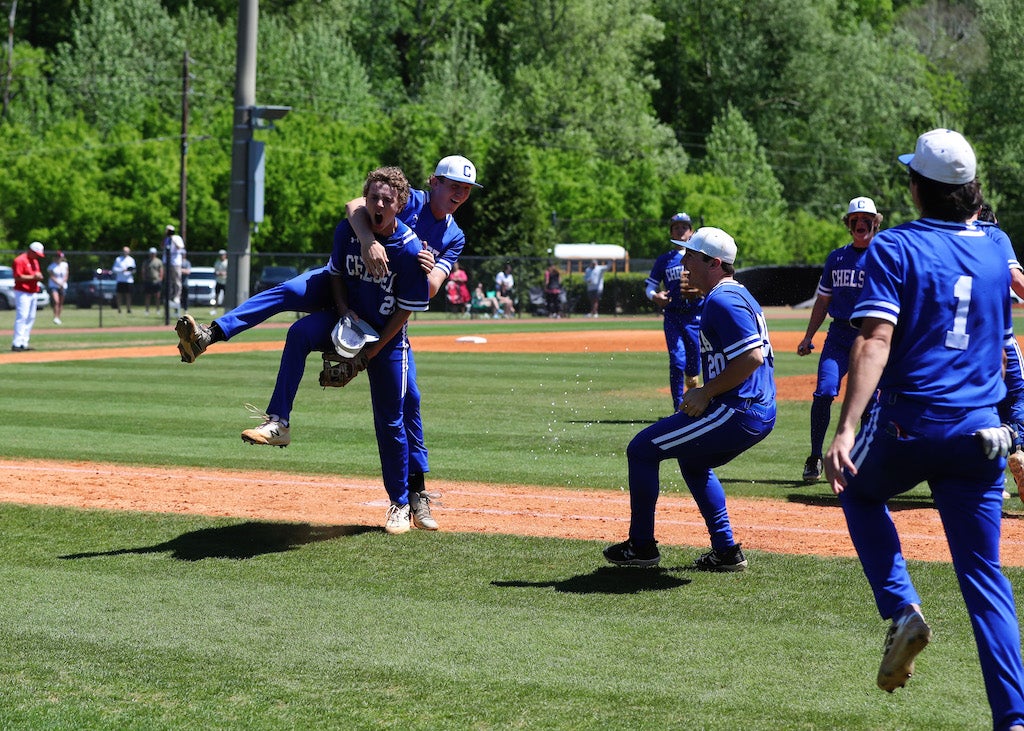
(327, 219), (430, 332)
(978, 220), (1022, 273)
(647, 249), (704, 312)
(401, 188), (465, 278)
(817, 243), (869, 320)
(851, 219), (1012, 408)
(699, 280), (775, 410)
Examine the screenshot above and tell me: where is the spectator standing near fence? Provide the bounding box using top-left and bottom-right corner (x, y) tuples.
(47, 251), (68, 325)
(646, 212), (704, 410)
(447, 261), (470, 313)
(584, 259), (608, 318)
(214, 249), (229, 306)
(113, 246), (136, 314)
(11, 241), (45, 351)
(543, 264), (563, 318)
(824, 129), (1024, 726)
(164, 226), (185, 312)
(143, 247), (163, 313)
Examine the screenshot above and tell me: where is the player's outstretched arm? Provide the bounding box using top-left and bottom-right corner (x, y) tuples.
(345, 196), (389, 278)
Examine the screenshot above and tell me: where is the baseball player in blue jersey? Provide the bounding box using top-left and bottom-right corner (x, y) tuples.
(605, 227), (776, 571)
(345, 155), (480, 527)
(824, 129), (1024, 728)
(241, 167), (431, 535)
(174, 156), (476, 365)
(796, 196), (883, 482)
(977, 205), (1024, 498)
(646, 213), (704, 411)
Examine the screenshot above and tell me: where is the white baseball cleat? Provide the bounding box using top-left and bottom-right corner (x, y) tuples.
(240, 404), (290, 447)
(877, 609), (932, 692)
(385, 503), (411, 534)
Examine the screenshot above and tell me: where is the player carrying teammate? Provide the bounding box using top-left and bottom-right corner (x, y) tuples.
(796, 196), (883, 482)
(605, 227), (776, 571)
(824, 129), (1024, 726)
(174, 156), (476, 366)
(243, 166), (431, 534)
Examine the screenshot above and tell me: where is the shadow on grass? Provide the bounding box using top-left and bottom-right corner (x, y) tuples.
(58, 521), (377, 561)
(491, 565), (691, 595)
(785, 492), (938, 512)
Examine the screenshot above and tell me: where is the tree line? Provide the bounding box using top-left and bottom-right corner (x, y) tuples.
(2, 0), (1022, 266)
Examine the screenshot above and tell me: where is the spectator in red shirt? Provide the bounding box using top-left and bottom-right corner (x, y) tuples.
(12, 241), (45, 351)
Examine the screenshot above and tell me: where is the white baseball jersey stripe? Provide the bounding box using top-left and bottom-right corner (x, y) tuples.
(651, 404), (733, 451)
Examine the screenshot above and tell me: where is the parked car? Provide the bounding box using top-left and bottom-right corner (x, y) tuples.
(65, 270), (117, 309)
(0, 265), (50, 309)
(253, 265), (299, 294)
(185, 266), (219, 308)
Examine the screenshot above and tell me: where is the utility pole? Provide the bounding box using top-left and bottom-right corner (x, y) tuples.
(179, 50), (190, 243)
(224, 0), (257, 310)
(2, 0), (16, 121)
(223, 0), (289, 310)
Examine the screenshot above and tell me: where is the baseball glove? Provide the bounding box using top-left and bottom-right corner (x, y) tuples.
(319, 351), (369, 388)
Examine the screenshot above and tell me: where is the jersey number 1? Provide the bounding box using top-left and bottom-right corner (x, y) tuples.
(945, 275), (971, 351)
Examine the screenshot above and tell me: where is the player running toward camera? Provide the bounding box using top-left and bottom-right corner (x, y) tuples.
(242, 167), (431, 535)
(796, 196), (883, 482)
(824, 129), (1024, 728)
(645, 212), (704, 411)
(605, 227), (776, 571)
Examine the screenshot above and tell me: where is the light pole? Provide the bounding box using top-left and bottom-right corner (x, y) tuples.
(224, 0), (289, 310)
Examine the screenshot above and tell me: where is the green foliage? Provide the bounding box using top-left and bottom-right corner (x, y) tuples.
(971, 0), (1024, 241)
(475, 117), (556, 258)
(783, 208), (852, 265)
(2, 0), (1024, 257)
(1, 42), (52, 128)
(50, 0), (181, 136)
(702, 104), (787, 264)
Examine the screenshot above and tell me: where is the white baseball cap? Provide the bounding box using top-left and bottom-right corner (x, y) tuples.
(846, 196), (877, 216)
(29, 241), (44, 256)
(433, 155), (482, 188)
(331, 314), (380, 358)
(679, 226), (737, 264)
(166, 224), (175, 231)
(898, 128), (976, 185)
(148, 247), (158, 254)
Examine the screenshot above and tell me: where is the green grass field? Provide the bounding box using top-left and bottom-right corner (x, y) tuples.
(0, 308), (1020, 729)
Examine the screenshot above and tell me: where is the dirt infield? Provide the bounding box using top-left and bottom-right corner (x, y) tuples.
(4, 326), (1024, 565)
